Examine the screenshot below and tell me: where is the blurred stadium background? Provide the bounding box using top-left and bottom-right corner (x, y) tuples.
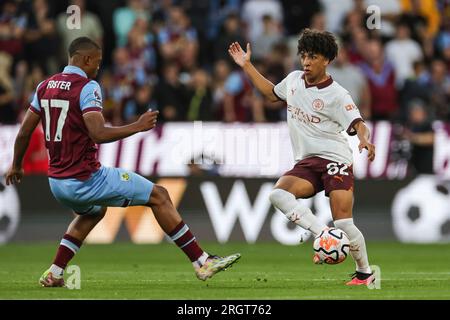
(0, 0), (450, 299)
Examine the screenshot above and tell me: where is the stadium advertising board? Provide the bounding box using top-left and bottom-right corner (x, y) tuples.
(2, 121), (450, 179)
(2, 122), (450, 244)
(5, 175), (450, 244)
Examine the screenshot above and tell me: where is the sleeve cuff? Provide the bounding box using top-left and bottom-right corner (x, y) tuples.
(29, 105), (40, 115)
(82, 107), (102, 114)
(272, 87), (285, 101)
(346, 118), (364, 136)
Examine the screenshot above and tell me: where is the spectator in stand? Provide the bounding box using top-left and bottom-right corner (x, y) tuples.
(0, 52), (16, 124)
(281, 0), (322, 36)
(113, 0), (150, 48)
(154, 62), (189, 122)
(213, 12), (247, 63)
(206, 0), (241, 40)
(403, 99), (435, 175)
(426, 58), (450, 120)
(435, 17), (450, 67)
(0, 0), (26, 60)
(221, 67), (260, 122)
(23, 0), (58, 75)
(123, 84), (157, 124)
(111, 47), (135, 118)
(157, 6), (199, 71)
(211, 59), (232, 118)
(340, 1), (368, 41)
(345, 27), (369, 65)
(319, 0), (353, 33)
(399, 0), (440, 60)
(399, 60), (430, 121)
(358, 38), (399, 120)
(385, 21), (423, 88)
(56, 0), (103, 64)
(125, 18), (158, 86)
(400, 0), (440, 40)
(21, 64), (45, 115)
(251, 59), (285, 122)
(251, 15), (282, 61)
(401, 58), (449, 122)
(186, 68), (213, 121)
(241, 0), (283, 43)
(265, 41), (294, 82)
(98, 69), (121, 125)
(328, 44), (371, 119)
(309, 11), (326, 32)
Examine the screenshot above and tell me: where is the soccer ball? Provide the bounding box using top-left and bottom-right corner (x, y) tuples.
(313, 228), (350, 264)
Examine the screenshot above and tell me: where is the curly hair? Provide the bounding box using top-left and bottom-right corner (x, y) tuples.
(297, 28), (338, 62)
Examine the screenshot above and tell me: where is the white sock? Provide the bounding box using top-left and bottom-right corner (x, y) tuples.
(269, 189), (326, 236)
(334, 218), (371, 274)
(192, 252), (209, 268)
(49, 264), (64, 278)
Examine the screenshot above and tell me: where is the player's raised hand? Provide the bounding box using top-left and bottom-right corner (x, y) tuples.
(228, 42), (251, 67)
(5, 167), (24, 186)
(137, 110), (159, 132)
(358, 140), (376, 162)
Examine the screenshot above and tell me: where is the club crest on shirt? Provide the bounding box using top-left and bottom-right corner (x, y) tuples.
(93, 88), (101, 102)
(291, 88), (297, 95)
(312, 99), (324, 111)
(121, 172), (130, 181)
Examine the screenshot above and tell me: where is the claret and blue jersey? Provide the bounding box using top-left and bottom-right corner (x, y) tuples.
(29, 65), (103, 181)
(28, 65), (153, 214)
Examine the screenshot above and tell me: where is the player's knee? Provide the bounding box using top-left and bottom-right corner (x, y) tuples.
(96, 207), (107, 219)
(269, 189), (296, 212)
(149, 185), (172, 207)
(88, 207), (106, 221)
(332, 206), (352, 220)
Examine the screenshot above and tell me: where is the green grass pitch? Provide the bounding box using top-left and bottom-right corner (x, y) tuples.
(0, 242), (449, 299)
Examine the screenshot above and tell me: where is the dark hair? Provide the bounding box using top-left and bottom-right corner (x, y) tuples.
(297, 28), (338, 62)
(68, 37), (101, 57)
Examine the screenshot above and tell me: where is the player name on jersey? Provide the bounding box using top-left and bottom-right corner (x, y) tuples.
(46, 80), (72, 91)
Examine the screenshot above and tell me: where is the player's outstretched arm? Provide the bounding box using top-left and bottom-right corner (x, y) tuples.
(354, 121), (375, 162)
(5, 110), (41, 185)
(228, 42), (279, 103)
(83, 110), (159, 144)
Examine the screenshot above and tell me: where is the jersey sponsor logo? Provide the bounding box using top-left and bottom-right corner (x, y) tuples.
(290, 88), (297, 95)
(93, 89), (101, 102)
(288, 105), (321, 124)
(312, 99), (324, 111)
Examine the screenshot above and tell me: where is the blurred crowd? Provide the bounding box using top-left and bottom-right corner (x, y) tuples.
(0, 0), (449, 175)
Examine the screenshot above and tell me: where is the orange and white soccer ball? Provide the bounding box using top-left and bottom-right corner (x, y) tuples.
(313, 228), (350, 264)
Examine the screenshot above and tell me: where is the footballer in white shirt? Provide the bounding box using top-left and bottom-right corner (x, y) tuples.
(229, 29), (376, 286)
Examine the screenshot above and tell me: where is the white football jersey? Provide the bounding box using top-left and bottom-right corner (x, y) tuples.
(274, 70), (363, 165)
